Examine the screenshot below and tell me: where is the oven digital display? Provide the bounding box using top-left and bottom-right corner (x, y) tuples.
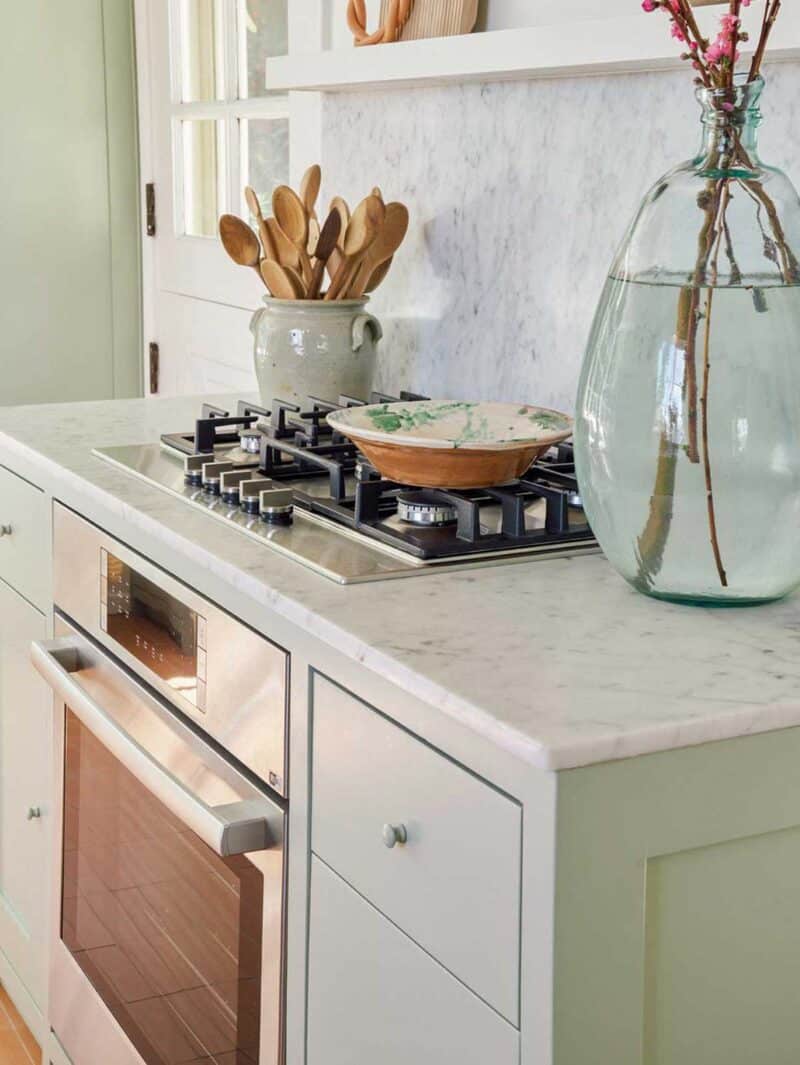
(101, 551), (205, 709)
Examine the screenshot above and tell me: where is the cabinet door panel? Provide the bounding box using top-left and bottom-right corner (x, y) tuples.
(0, 579), (49, 1009)
(307, 857), (519, 1065)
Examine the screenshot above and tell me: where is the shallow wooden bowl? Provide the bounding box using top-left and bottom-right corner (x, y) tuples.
(327, 400), (573, 490)
(354, 438), (551, 489)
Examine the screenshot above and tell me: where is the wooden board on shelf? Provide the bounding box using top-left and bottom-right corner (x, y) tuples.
(379, 0), (478, 40)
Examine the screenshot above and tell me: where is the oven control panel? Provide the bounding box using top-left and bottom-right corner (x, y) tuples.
(53, 503), (288, 796)
(101, 548), (208, 712)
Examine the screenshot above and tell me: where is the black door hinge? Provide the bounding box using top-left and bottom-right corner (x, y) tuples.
(149, 342), (159, 394)
(146, 183), (156, 236)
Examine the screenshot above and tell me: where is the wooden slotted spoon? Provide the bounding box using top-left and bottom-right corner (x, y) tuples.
(219, 214), (266, 286)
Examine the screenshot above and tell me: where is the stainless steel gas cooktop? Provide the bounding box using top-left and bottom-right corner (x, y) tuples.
(94, 395), (598, 584)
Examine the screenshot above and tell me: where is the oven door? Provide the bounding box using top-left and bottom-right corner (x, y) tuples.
(32, 618), (285, 1065)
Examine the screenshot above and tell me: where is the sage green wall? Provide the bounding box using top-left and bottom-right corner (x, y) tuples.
(0, 0), (142, 405)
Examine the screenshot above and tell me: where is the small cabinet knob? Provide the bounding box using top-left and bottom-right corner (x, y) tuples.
(382, 823), (408, 849)
(27, 806), (41, 821)
(0, 524), (12, 537)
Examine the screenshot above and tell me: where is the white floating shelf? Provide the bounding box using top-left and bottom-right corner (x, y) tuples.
(267, 12), (800, 93)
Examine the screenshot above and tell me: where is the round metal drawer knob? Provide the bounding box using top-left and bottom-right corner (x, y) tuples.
(27, 806), (41, 821)
(0, 524), (12, 537)
(382, 823), (408, 849)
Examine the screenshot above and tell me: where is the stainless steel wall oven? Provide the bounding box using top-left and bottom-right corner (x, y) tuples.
(33, 505), (289, 1065)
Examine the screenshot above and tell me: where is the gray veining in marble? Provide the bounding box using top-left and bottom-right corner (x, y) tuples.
(320, 61), (800, 411)
(4, 394), (800, 771)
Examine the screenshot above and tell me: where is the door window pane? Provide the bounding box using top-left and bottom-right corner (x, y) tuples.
(241, 117), (289, 213)
(238, 0), (289, 99)
(179, 0), (224, 102)
(182, 119), (224, 237)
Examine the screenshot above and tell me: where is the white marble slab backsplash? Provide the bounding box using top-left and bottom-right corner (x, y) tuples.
(320, 61), (800, 413)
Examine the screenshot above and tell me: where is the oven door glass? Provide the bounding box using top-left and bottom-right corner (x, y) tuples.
(62, 708), (264, 1064)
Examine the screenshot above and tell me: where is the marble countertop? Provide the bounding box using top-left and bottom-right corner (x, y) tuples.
(3, 393), (800, 772)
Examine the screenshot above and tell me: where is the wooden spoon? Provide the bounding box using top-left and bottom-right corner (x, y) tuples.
(265, 217), (301, 271)
(307, 217), (321, 257)
(300, 164), (322, 219)
(259, 218), (278, 261)
(349, 202), (409, 297)
(308, 210), (342, 299)
(219, 214), (265, 286)
(273, 185), (313, 285)
(327, 246), (344, 286)
(244, 186), (264, 222)
(365, 255), (393, 294)
(329, 197), (351, 250)
(244, 189), (277, 260)
(326, 195), (385, 300)
(261, 259), (306, 300)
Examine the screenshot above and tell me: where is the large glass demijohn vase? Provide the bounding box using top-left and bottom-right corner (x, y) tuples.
(575, 76), (800, 604)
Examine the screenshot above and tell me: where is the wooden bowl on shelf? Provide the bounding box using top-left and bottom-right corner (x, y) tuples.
(327, 400), (573, 489)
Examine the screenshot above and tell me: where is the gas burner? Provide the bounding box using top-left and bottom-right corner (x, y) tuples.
(397, 492), (458, 527)
(238, 428), (262, 454)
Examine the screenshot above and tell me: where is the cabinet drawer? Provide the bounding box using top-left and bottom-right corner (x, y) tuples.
(308, 857), (519, 1065)
(312, 675), (521, 1025)
(0, 466), (49, 610)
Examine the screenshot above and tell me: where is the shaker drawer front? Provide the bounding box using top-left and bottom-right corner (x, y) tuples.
(307, 857), (519, 1065)
(0, 466), (49, 610)
(312, 675), (522, 1025)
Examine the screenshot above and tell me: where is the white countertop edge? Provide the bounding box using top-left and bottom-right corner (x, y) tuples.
(542, 702), (800, 772)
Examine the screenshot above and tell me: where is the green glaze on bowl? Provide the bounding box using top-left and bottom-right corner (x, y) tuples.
(327, 400), (573, 452)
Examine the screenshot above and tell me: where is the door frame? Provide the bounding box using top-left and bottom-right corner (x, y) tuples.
(133, 0), (324, 393)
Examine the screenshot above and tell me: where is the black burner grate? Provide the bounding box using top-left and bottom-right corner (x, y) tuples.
(292, 442), (591, 561)
(163, 395), (593, 562)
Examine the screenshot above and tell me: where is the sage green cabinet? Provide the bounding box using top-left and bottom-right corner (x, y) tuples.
(0, 0), (141, 405)
(555, 727), (800, 1065)
(0, 577), (49, 1013)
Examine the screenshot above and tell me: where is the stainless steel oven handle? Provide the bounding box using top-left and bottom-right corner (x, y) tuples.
(31, 637), (280, 859)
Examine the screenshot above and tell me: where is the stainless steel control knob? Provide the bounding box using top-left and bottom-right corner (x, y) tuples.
(382, 823), (408, 849)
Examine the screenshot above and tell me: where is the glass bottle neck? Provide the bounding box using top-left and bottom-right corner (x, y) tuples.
(695, 116), (761, 171)
(694, 76), (764, 175)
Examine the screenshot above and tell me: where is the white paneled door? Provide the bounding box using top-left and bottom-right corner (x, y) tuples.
(137, 0), (316, 394)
